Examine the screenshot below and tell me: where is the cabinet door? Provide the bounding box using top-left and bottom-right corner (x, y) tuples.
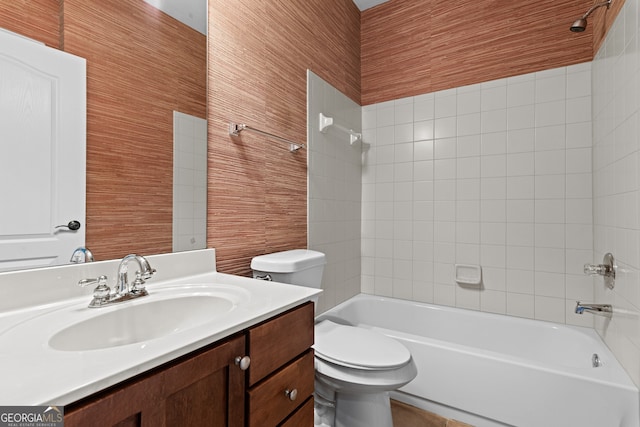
(64, 335), (246, 427)
(163, 335), (245, 427)
(64, 367), (163, 427)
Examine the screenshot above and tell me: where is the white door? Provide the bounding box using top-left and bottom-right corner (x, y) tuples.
(0, 29), (86, 271)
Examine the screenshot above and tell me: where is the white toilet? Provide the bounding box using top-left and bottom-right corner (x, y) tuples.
(251, 249), (417, 427)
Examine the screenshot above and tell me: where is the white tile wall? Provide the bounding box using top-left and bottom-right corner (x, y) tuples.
(592, 0), (640, 386)
(307, 71), (362, 313)
(173, 111), (207, 252)
(362, 63), (594, 326)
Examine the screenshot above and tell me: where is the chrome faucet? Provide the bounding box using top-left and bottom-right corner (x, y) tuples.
(78, 254), (156, 308)
(115, 254), (156, 297)
(575, 301), (612, 316)
(70, 246), (94, 263)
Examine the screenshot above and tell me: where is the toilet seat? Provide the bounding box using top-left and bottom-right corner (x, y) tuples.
(314, 320), (411, 370)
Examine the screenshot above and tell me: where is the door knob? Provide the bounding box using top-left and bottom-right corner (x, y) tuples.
(55, 220), (81, 231)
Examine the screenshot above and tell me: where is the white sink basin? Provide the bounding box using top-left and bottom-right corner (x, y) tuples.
(49, 294), (234, 351)
(21, 283), (253, 352)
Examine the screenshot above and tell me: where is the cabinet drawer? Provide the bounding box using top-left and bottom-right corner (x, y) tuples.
(280, 397), (314, 427)
(247, 302), (314, 385)
(247, 350), (315, 427)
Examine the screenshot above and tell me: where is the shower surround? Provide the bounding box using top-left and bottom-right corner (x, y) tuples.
(592, 0), (640, 386)
(361, 62), (594, 327)
(358, 0), (640, 388)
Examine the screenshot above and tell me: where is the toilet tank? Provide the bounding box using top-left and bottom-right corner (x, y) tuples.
(251, 249), (326, 289)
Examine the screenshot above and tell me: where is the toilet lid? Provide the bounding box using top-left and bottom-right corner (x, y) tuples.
(314, 320), (411, 370)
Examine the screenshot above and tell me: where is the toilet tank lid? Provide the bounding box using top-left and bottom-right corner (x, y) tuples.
(251, 249), (326, 273)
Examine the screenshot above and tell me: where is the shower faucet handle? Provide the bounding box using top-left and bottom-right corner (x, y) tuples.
(583, 252), (616, 289)
(584, 263), (607, 276)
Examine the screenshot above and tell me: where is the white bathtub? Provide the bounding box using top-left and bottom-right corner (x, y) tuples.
(317, 294), (639, 427)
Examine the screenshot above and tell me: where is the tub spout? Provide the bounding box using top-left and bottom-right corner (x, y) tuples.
(575, 301), (612, 317)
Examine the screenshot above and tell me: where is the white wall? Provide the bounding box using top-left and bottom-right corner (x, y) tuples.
(592, 0), (640, 386)
(307, 70), (362, 313)
(361, 63), (594, 327)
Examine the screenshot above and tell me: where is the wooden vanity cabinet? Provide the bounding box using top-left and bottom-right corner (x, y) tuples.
(246, 301), (315, 427)
(63, 301), (316, 427)
(64, 334), (246, 427)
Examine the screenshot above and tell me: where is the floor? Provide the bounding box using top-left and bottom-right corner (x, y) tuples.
(391, 400), (473, 427)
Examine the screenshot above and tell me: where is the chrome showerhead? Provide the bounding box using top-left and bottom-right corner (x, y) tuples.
(569, 0), (612, 33)
(570, 18), (587, 32)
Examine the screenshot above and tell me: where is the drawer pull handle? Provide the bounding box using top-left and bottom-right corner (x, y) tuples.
(284, 388), (298, 401)
(234, 356), (251, 371)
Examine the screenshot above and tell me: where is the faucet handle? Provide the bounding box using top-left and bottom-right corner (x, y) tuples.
(79, 275), (111, 307)
(137, 267), (156, 280)
(583, 253), (616, 289)
(78, 275), (108, 288)
(584, 263), (608, 277)
(130, 273), (150, 296)
(132, 255), (155, 292)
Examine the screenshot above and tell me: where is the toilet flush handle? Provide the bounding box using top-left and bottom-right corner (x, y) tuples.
(254, 274), (272, 281)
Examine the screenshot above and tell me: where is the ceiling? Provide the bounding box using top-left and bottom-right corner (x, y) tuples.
(143, 0), (207, 34)
(353, 0), (389, 10)
(144, 0), (390, 35)
(352, 0), (390, 10)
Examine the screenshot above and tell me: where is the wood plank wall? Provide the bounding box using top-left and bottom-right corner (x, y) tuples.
(62, 0), (206, 260)
(207, 0), (361, 275)
(0, 0), (621, 274)
(0, 1), (206, 261)
(361, 0), (623, 105)
(592, 0), (625, 53)
(0, 0), (59, 48)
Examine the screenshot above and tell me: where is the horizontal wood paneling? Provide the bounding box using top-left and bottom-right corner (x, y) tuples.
(62, 0), (206, 260)
(592, 0), (625, 53)
(208, 0), (360, 276)
(0, 0), (206, 262)
(361, 1), (431, 106)
(1, 0), (623, 271)
(361, 0), (616, 105)
(0, 0), (60, 48)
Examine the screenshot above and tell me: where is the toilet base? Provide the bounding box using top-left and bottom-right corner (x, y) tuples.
(314, 399), (335, 427)
(334, 391), (393, 427)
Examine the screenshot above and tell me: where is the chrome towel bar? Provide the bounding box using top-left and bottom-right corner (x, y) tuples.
(229, 122), (305, 152)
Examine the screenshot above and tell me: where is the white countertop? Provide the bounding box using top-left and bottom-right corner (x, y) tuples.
(0, 249), (320, 405)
